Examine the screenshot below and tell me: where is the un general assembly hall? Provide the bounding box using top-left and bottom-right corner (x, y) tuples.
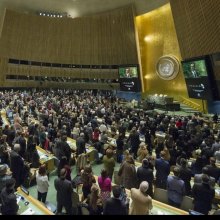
(0, 0), (220, 216)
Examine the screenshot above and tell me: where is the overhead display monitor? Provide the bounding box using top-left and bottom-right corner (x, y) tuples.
(118, 65), (141, 92)
(181, 57), (216, 100)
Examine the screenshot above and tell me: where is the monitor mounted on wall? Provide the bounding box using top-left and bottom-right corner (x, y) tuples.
(181, 56), (218, 100)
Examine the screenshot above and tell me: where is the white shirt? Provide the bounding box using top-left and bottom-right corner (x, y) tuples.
(36, 172), (49, 193)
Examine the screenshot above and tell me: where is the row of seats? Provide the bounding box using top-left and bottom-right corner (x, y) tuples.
(153, 188), (194, 211)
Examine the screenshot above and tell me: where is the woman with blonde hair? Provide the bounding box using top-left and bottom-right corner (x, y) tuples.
(86, 184), (103, 215)
(137, 142), (149, 163)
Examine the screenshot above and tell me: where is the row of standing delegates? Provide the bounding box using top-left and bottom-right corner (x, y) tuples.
(166, 165), (215, 215)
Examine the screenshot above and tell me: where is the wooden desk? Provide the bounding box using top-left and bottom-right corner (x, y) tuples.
(16, 187), (54, 215)
(67, 137), (97, 162)
(36, 146), (55, 172)
(0, 109), (10, 125)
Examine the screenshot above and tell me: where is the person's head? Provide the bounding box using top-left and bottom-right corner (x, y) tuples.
(142, 159), (149, 168)
(14, 143), (21, 152)
(84, 165), (92, 174)
(173, 166), (180, 177)
(180, 158), (187, 167)
(210, 157), (216, 165)
(201, 174), (210, 185)
(60, 168), (67, 179)
(139, 181), (149, 194)
(0, 164), (8, 176)
(112, 185), (122, 199)
(60, 156), (68, 166)
(6, 178), (16, 191)
(39, 164), (47, 176)
(190, 63), (196, 70)
(101, 169), (108, 178)
(202, 167), (209, 175)
(106, 148), (113, 158)
(139, 142), (147, 150)
(125, 68), (130, 76)
(61, 135), (67, 142)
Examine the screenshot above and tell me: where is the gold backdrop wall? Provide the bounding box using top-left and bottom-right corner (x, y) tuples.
(135, 4), (206, 112)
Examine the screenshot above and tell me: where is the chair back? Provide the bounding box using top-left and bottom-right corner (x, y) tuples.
(153, 187), (168, 204)
(180, 196), (194, 211)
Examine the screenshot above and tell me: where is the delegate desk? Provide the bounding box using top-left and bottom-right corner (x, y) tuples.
(16, 187), (54, 215)
(36, 146), (55, 172)
(67, 137), (98, 163)
(0, 109), (10, 126)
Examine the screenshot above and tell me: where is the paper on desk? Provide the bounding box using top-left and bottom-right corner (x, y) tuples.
(40, 155), (48, 160)
(21, 207), (35, 215)
(16, 196), (21, 204)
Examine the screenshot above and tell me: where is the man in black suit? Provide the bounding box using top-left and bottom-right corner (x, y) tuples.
(0, 178), (19, 215)
(192, 174), (215, 215)
(9, 144), (25, 188)
(54, 168), (73, 215)
(155, 151), (170, 189)
(136, 159), (154, 197)
(205, 157), (220, 182)
(76, 133), (86, 156)
(188, 63), (200, 78)
(103, 185), (128, 215)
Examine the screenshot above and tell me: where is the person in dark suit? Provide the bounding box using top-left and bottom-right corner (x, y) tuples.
(0, 178), (18, 215)
(54, 168), (73, 215)
(188, 63), (200, 78)
(136, 159), (154, 197)
(205, 157), (220, 182)
(179, 158), (192, 196)
(192, 174), (215, 215)
(127, 127), (140, 159)
(9, 144), (25, 188)
(155, 151), (170, 189)
(194, 166), (215, 188)
(76, 133), (86, 156)
(103, 185), (128, 215)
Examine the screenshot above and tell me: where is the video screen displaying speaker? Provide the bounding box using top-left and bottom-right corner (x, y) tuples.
(181, 56), (218, 100)
(118, 65), (141, 92)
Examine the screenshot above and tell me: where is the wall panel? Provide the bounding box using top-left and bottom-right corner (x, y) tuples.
(170, 0), (220, 59)
(0, 6), (138, 65)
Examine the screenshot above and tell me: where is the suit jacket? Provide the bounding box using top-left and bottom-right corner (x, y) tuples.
(155, 157), (170, 182)
(137, 166), (154, 196)
(130, 188), (152, 215)
(9, 150), (25, 186)
(206, 165), (220, 182)
(194, 174), (215, 188)
(76, 137), (86, 156)
(0, 188), (19, 215)
(192, 183), (215, 214)
(54, 177), (73, 206)
(103, 197), (127, 215)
